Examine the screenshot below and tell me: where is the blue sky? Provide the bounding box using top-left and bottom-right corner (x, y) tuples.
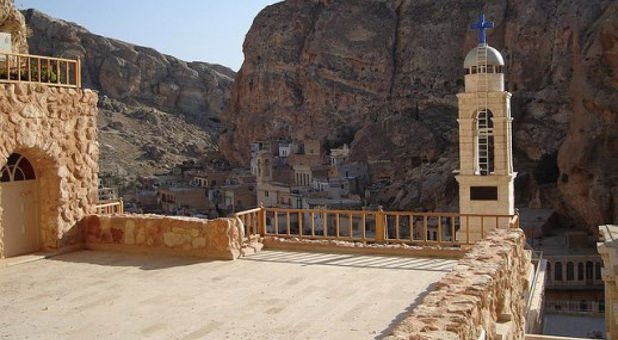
(15, 0), (281, 71)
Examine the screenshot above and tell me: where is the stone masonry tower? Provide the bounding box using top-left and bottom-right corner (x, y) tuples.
(456, 14), (516, 241)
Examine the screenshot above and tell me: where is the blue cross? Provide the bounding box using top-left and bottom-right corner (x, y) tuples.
(470, 13), (494, 44)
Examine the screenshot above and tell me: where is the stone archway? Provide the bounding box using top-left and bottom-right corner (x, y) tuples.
(0, 146), (64, 258)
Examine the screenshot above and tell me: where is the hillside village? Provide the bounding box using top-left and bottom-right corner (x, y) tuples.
(116, 139), (369, 217)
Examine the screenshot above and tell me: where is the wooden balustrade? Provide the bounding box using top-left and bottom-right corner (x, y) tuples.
(95, 199), (124, 215)
(0, 52), (81, 88)
(234, 206), (518, 246)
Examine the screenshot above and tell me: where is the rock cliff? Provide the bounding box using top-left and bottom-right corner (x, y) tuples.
(22, 9), (235, 176)
(0, 0), (27, 53)
(221, 0), (618, 230)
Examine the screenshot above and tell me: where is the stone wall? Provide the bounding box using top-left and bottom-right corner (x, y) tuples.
(597, 224), (618, 340)
(0, 83), (99, 257)
(386, 229), (532, 340)
(85, 214), (244, 260)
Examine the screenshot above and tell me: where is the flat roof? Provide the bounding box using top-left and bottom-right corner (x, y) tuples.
(0, 250), (456, 339)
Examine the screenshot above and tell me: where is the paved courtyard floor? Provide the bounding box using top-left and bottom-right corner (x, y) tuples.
(0, 250), (457, 340)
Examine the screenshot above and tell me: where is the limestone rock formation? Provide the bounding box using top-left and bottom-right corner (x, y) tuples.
(0, 0), (28, 53)
(221, 0), (618, 231)
(22, 9), (235, 176)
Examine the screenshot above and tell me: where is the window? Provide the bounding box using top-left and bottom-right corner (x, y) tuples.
(578, 262), (584, 280)
(264, 159), (271, 177)
(264, 191), (269, 197)
(475, 110), (494, 175)
(1, 153), (36, 182)
(586, 261), (594, 280)
(566, 262), (574, 281)
(596, 262), (602, 281)
(554, 262), (563, 281)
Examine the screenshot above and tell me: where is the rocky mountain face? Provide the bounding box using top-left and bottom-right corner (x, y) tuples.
(221, 0), (618, 231)
(23, 9), (235, 177)
(0, 0), (27, 53)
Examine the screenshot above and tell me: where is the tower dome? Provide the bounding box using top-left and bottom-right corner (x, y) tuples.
(463, 45), (504, 69)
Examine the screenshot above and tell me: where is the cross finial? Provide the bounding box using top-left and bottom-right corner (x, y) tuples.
(470, 13), (494, 44)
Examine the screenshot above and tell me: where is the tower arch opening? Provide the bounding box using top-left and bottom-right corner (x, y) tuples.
(475, 109), (494, 175)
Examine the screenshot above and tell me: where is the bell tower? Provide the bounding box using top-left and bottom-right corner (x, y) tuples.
(456, 14), (516, 241)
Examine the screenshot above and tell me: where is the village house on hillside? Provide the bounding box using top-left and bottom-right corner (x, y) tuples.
(251, 139), (369, 210)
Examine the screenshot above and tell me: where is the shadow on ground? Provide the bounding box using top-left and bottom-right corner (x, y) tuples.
(48, 250), (208, 270)
(242, 250), (457, 272)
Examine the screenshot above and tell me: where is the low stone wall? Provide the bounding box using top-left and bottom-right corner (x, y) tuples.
(386, 228), (532, 340)
(85, 214), (243, 260)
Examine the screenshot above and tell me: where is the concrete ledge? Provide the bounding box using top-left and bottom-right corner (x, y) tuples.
(85, 214), (243, 260)
(525, 335), (591, 340)
(262, 237), (466, 259)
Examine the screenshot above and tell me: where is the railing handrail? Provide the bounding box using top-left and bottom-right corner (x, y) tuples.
(525, 251), (544, 325)
(260, 207), (514, 219)
(0, 51), (79, 63)
(0, 52), (81, 88)
(94, 199), (124, 214)
(234, 206), (520, 248)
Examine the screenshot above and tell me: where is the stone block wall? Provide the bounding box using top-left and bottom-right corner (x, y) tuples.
(0, 83), (99, 257)
(85, 214), (244, 260)
(387, 229), (532, 340)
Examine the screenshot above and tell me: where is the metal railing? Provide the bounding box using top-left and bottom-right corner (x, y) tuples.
(545, 299), (604, 316)
(525, 250), (545, 334)
(95, 199), (124, 215)
(0, 52), (81, 88)
(235, 206), (519, 246)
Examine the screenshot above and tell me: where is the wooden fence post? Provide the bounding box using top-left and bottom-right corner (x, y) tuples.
(375, 206), (385, 242)
(259, 202), (266, 236)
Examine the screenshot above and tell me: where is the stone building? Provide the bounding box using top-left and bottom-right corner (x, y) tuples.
(0, 20), (98, 257)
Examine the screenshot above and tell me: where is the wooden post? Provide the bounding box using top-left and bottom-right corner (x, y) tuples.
(76, 57), (81, 88)
(375, 206), (385, 242)
(258, 203), (266, 236)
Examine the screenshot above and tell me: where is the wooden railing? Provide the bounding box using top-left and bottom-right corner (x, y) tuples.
(0, 52), (81, 88)
(95, 199), (124, 215)
(235, 207), (519, 246)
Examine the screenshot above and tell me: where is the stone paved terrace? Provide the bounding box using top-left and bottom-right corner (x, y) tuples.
(0, 250), (457, 340)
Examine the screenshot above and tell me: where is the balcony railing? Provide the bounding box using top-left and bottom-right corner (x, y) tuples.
(235, 206), (519, 246)
(95, 199), (124, 215)
(0, 52), (81, 88)
(545, 299), (604, 316)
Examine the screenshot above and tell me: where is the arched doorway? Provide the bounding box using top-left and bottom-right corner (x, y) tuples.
(1, 153), (39, 257)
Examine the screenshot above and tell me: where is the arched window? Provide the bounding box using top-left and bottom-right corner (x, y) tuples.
(554, 262), (563, 281)
(1, 153), (36, 182)
(264, 159), (271, 177)
(578, 262), (584, 281)
(475, 110), (494, 175)
(586, 261), (594, 281)
(566, 262), (574, 281)
(257, 160), (261, 177)
(546, 262), (551, 282)
(595, 262), (602, 281)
